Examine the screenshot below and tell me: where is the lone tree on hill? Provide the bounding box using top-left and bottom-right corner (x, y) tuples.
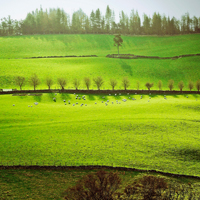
(57, 77), (67, 90)
(145, 82), (154, 90)
(46, 77), (53, 90)
(110, 78), (118, 90)
(15, 76), (25, 90)
(113, 34), (123, 56)
(29, 74), (40, 90)
(168, 79), (174, 91)
(178, 81), (184, 91)
(84, 77), (91, 90)
(93, 76), (104, 90)
(122, 77), (130, 90)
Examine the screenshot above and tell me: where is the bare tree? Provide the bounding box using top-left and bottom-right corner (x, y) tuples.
(84, 77), (91, 90)
(178, 81), (184, 91)
(93, 76), (104, 90)
(145, 82), (154, 90)
(73, 78), (80, 90)
(46, 77), (53, 90)
(64, 170), (121, 200)
(188, 80), (194, 91)
(168, 79), (174, 91)
(110, 78), (117, 90)
(136, 81), (140, 90)
(57, 77), (67, 90)
(122, 77), (130, 90)
(15, 76), (25, 90)
(158, 80), (163, 90)
(29, 74), (40, 90)
(196, 79), (200, 92)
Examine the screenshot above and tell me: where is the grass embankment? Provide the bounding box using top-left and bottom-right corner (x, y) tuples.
(1, 56), (200, 90)
(1, 93), (200, 177)
(0, 34), (200, 59)
(1, 167), (200, 200)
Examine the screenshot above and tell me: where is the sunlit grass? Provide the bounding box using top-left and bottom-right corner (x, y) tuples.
(1, 56), (200, 90)
(0, 34), (200, 59)
(0, 93), (200, 176)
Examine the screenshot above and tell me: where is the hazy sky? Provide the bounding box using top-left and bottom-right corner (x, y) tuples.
(1, 0), (200, 22)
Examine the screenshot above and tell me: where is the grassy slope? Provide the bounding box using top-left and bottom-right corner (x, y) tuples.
(0, 34), (200, 58)
(1, 93), (200, 177)
(0, 34), (200, 89)
(1, 56), (200, 90)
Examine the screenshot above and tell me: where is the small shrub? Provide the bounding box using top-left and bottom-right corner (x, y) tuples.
(29, 74), (40, 90)
(110, 78), (118, 90)
(93, 76), (104, 90)
(158, 80), (163, 90)
(15, 76), (25, 90)
(136, 81), (140, 90)
(196, 79), (200, 91)
(64, 170), (121, 200)
(122, 77), (130, 90)
(84, 77), (91, 90)
(73, 78), (80, 90)
(57, 77), (67, 90)
(46, 77), (53, 90)
(178, 81), (184, 91)
(188, 80), (194, 91)
(168, 79), (174, 91)
(145, 82), (154, 90)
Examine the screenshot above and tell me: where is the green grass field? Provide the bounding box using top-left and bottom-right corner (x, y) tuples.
(0, 34), (200, 90)
(1, 56), (200, 90)
(0, 34), (200, 59)
(0, 33), (200, 198)
(1, 93), (200, 177)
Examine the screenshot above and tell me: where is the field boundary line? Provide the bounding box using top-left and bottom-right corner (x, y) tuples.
(0, 165), (200, 180)
(0, 89), (200, 95)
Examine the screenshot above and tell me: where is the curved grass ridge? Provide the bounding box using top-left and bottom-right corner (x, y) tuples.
(0, 34), (200, 59)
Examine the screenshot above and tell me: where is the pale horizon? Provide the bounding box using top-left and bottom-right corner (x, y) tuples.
(1, 0), (200, 22)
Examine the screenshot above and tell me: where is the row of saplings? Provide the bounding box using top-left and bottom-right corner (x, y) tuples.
(63, 170), (199, 200)
(14, 74), (200, 91)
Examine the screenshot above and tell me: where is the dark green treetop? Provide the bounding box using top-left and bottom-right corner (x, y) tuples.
(113, 34), (123, 56)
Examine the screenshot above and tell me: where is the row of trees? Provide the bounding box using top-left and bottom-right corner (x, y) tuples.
(1, 6), (200, 36)
(14, 74), (200, 92)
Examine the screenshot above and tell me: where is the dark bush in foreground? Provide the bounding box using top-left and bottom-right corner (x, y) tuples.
(64, 171), (200, 200)
(64, 170), (121, 200)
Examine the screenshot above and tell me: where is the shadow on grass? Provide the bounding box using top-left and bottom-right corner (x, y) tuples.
(192, 94), (200, 99)
(120, 60), (133, 76)
(169, 148), (200, 162)
(60, 93), (71, 100)
(88, 95), (95, 101)
(33, 95), (42, 102)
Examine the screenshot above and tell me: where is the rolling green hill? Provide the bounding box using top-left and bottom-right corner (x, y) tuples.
(1, 34), (200, 181)
(0, 34), (200, 59)
(0, 34), (200, 90)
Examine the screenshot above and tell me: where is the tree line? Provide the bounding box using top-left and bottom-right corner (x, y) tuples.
(1, 6), (200, 36)
(14, 74), (200, 92)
